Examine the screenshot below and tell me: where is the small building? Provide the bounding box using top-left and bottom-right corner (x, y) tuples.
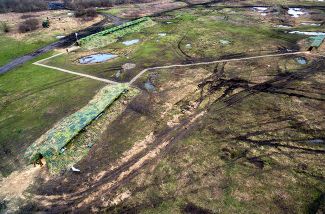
(48, 2), (65, 10)
(308, 35), (325, 51)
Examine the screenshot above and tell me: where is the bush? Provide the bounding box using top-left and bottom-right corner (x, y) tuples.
(75, 8), (98, 20)
(42, 20), (50, 28)
(0, 22), (10, 33)
(20, 14), (37, 19)
(18, 18), (39, 33)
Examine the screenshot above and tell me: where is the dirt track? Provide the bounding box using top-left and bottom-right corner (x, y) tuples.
(0, 14), (126, 75)
(21, 53), (324, 213)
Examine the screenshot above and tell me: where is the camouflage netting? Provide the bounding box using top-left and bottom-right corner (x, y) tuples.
(79, 17), (155, 49)
(24, 83), (128, 164)
(310, 35), (325, 47)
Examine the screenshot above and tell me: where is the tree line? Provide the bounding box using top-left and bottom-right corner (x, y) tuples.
(0, 0), (153, 13)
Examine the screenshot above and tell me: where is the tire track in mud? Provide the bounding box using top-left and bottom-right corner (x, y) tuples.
(209, 57), (325, 112)
(33, 53), (325, 212)
(34, 110), (207, 212)
(129, 51), (309, 85)
(0, 76), (82, 112)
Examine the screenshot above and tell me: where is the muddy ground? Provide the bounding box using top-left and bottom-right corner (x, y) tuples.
(10, 54), (325, 213)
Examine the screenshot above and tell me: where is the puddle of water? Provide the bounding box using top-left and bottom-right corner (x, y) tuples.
(56, 35), (65, 39)
(296, 57), (307, 65)
(144, 81), (156, 92)
(253, 7), (268, 16)
(122, 39), (140, 46)
(288, 8), (306, 18)
(158, 33), (167, 37)
(115, 70), (121, 78)
(79, 53), (118, 64)
(253, 7), (268, 11)
(220, 39), (230, 45)
(277, 25), (293, 28)
(166, 21), (173, 24)
(185, 44), (192, 48)
(307, 139), (324, 144)
(288, 31), (325, 36)
(300, 22), (321, 26)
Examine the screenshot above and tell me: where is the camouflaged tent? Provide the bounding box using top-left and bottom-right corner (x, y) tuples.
(24, 83), (128, 164)
(79, 17), (155, 49)
(310, 35), (325, 47)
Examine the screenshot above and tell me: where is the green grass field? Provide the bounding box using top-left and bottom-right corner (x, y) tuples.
(0, 35), (55, 67)
(43, 7), (304, 83)
(0, 52), (106, 176)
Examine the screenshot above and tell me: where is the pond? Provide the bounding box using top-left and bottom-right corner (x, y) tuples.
(122, 39), (140, 46)
(79, 53), (118, 64)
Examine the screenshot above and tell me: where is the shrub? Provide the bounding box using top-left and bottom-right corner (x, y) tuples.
(42, 20), (50, 28)
(75, 8), (98, 20)
(20, 14), (37, 19)
(18, 18), (39, 33)
(0, 22), (10, 33)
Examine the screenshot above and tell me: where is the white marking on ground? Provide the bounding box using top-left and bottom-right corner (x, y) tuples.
(34, 62), (118, 84)
(35, 51), (309, 86)
(129, 51), (309, 85)
(33, 54), (119, 84)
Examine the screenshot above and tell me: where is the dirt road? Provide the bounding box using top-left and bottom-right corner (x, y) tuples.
(0, 14), (126, 75)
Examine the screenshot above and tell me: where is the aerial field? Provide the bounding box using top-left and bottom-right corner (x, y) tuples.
(0, 0), (324, 213)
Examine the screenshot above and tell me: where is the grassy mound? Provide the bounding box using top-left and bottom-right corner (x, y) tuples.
(24, 83), (128, 164)
(79, 17), (155, 49)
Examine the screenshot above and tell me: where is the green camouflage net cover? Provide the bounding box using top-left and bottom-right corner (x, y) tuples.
(79, 17), (155, 49)
(24, 83), (128, 163)
(310, 35), (325, 47)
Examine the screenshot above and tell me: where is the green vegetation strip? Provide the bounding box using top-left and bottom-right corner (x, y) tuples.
(79, 17), (155, 49)
(24, 83), (128, 164)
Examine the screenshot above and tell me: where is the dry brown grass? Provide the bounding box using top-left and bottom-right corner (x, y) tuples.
(0, 10), (104, 41)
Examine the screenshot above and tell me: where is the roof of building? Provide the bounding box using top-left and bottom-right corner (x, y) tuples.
(48, 2), (65, 10)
